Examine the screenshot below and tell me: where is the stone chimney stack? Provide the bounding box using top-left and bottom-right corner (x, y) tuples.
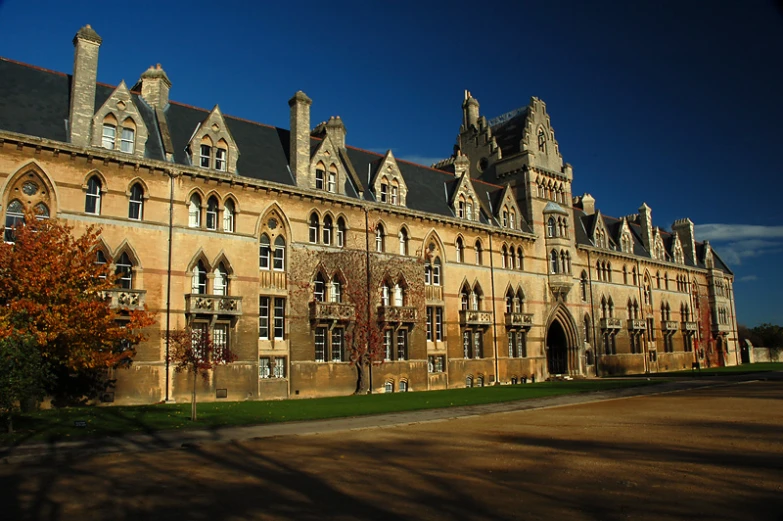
(638, 203), (654, 253)
(325, 116), (346, 150)
(288, 91), (312, 186)
(462, 90), (479, 130)
(69, 24), (102, 146)
(579, 193), (595, 215)
(453, 151), (470, 178)
(139, 64), (171, 109)
(672, 218), (697, 263)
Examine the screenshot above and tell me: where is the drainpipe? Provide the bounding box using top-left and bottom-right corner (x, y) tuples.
(586, 249), (598, 376)
(164, 169), (175, 402)
(636, 259), (648, 373)
(364, 206), (373, 394)
(729, 280), (739, 365)
(488, 231), (499, 384)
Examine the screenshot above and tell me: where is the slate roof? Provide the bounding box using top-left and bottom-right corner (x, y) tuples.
(573, 207), (731, 273)
(490, 108), (528, 158)
(0, 57), (731, 272)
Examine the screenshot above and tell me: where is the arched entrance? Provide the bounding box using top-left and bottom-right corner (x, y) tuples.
(545, 305), (580, 376)
(547, 320), (568, 374)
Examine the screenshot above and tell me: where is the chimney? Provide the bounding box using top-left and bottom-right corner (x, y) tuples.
(462, 90), (479, 130)
(69, 24), (102, 146)
(139, 64), (171, 108)
(672, 218), (696, 264)
(324, 116), (346, 150)
(453, 150), (470, 178)
(288, 91), (312, 186)
(579, 193), (595, 215)
(638, 203), (653, 253)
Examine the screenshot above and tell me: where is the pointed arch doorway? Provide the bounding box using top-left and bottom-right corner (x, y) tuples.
(545, 306), (580, 376)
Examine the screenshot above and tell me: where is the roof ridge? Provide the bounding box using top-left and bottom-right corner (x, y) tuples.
(0, 56), (69, 78)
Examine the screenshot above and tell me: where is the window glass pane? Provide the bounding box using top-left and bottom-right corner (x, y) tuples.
(274, 298), (285, 339)
(259, 235), (270, 269)
(120, 127), (134, 153)
(259, 296), (269, 339)
(102, 125), (115, 149)
(331, 328), (343, 361)
(315, 327), (326, 362)
(273, 357), (286, 378)
(273, 236), (286, 271)
(259, 357), (271, 378)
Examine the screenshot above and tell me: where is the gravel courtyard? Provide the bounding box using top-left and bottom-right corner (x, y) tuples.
(2, 379), (782, 521)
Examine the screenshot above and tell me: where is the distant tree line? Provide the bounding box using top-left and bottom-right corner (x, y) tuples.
(738, 323), (783, 348)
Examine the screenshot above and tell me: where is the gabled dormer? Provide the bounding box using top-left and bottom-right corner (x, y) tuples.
(494, 184), (522, 230)
(308, 116), (362, 197)
(671, 233), (685, 264)
(590, 210), (609, 249)
(91, 81), (148, 158)
(371, 150), (407, 206)
(187, 105), (239, 174)
(703, 241), (715, 269)
(652, 228), (667, 261)
(618, 217), (633, 254)
(449, 172), (481, 222)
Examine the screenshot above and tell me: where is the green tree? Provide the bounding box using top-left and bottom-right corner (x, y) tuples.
(0, 336), (49, 432)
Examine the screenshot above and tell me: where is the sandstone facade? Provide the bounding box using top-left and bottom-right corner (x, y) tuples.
(0, 26), (740, 404)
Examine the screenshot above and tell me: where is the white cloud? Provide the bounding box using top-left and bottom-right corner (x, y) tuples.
(695, 223), (783, 242)
(693, 224), (783, 266)
(738, 275), (758, 282)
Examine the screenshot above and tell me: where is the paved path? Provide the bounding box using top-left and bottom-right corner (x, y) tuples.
(2, 372), (782, 520)
(3, 372), (779, 464)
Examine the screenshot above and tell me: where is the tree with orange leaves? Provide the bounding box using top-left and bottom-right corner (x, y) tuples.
(0, 211), (155, 405)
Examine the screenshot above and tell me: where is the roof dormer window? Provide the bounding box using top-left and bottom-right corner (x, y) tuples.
(120, 118), (135, 153)
(215, 146), (227, 171)
(200, 141), (211, 168)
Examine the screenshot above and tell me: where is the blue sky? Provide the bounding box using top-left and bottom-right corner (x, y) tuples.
(0, 0), (781, 326)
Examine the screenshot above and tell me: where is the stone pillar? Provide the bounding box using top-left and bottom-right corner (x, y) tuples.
(69, 24), (102, 147)
(288, 91), (312, 187)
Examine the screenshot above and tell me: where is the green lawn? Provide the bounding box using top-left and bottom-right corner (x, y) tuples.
(660, 361), (783, 377)
(1, 379), (657, 446)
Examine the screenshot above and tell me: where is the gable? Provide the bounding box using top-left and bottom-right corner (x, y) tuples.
(91, 80), (149, 158)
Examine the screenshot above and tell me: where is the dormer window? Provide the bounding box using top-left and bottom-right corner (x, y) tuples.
(215, 147), (227, 171)
(466, 202), (473, 221)
(120, 119), (135, 153)
(315, 163), (325, 190)
(102, 126), (116, 149)
(327, 166), (337, 193)
(199, 143), (211, 168)
(458, 200), (465, 218)
(391, 184), (398, 205)
(380, 183), (388, 203)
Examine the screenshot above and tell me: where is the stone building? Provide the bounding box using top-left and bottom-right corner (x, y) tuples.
(0, 26), (740, 404)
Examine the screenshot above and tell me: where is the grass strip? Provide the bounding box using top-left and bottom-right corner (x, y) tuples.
(1, 379), (657, 445)
(619, 362), (783, 378)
